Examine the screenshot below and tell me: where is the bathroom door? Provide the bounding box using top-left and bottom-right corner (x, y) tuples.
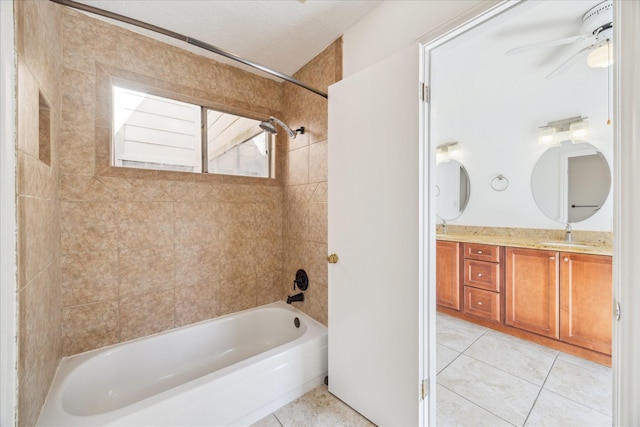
(327, 43), (426, 426)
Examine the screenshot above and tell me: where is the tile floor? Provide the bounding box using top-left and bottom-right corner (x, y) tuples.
(252, 313), (612, 427)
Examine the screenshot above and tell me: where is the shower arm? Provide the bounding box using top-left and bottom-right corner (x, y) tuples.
(48, 0), (329, 99)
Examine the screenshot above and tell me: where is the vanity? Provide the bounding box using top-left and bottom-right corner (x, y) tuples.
(435, 141), (613, 365)
(436, 235), (612, 365)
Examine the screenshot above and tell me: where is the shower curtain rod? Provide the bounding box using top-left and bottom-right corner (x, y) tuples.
(49, 0), (329, 99)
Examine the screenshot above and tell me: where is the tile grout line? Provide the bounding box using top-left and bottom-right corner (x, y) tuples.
(460, 345), (555, 389)
(521, 351), (560, 426)
(273, 413), (285, 427)
(438, 383), (517, 427)
(544, 355), (613, 418)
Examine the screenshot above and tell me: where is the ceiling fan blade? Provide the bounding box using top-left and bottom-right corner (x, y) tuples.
(545, 44), (595, 79)
(506, 34), (588, 55)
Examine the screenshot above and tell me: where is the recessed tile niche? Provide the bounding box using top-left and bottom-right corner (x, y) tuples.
(38, 92), (51, 166)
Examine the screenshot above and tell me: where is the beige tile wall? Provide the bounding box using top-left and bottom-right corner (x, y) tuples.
(15, 1), (64, 426)
(59, 8), (291, 356)
(15, 3), (340, 422)
(281, 40), (342, 325)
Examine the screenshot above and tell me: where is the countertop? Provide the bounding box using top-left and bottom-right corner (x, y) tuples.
(436, 232), (613, 256)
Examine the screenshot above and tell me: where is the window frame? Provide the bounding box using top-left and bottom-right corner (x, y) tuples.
(111, 83), (274, 179)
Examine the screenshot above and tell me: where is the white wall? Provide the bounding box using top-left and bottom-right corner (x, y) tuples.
(344, 0), (613, 232)
(430, 0), (613, 231)
(342, 0), (497, 78)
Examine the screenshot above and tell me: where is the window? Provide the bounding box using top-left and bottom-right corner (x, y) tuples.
(112, 86), (273, 177)
(206, 110), (270, 177)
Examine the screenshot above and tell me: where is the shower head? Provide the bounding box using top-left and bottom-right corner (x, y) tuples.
(259, 119), (278, 135)
(259, 116), (304, 139)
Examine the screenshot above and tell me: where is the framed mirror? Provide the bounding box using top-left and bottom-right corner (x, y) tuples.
(436, 160), (470, 220)
(531, 141), (611, 223)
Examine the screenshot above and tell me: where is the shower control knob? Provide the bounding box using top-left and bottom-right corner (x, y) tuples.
(327, 253), (339, 264)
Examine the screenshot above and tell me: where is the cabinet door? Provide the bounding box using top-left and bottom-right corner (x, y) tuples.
(505, 247), (559, 339)
(436, 241), (460, 310)
(560, 252), (612, 354)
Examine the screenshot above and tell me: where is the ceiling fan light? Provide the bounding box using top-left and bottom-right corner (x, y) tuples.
(588, 43), (613, 68)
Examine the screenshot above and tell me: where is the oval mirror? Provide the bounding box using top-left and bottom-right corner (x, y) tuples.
(531, 141), (611, 224)
(436, 160), (470, 220)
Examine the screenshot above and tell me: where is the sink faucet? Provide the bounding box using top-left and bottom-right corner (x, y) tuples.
(565, 223), (572, 242)
(442, 219), (447, 235)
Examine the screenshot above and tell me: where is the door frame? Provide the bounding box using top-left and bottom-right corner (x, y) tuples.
(0, 0), (18, 425)
(419, 0), (640, 424)
(612, 0), (640, 424)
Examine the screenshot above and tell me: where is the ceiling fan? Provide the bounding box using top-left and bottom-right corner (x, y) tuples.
(507, 0), (613, 78)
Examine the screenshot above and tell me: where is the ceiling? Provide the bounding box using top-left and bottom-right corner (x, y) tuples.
(75, 0), (381, 80)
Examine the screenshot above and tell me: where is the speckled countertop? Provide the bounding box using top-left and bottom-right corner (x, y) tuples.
(436, 225), (613, 256)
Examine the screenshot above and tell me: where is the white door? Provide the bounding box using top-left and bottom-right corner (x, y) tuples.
(328, 44), (424, 426)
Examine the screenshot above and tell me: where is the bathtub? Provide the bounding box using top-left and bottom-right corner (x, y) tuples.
(37, 301), (328, 426)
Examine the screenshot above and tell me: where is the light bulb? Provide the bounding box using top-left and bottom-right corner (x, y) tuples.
(538, 126), (556, 145)
(570, 119), (589, 144)
(588, 43), (613, 68)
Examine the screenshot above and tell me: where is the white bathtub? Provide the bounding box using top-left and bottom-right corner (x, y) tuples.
(37, 301), (328, 426)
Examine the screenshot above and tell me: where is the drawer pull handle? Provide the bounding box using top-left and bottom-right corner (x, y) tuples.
(549, 257), (555, 260)
(477, 301), (483, 305)
(477, 273), (482, 277)
(477, 250), (483, 254)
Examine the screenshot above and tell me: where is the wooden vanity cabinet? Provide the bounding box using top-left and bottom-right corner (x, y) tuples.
(559, 252), (612, 355)
(436, 240), (461, 310)
(505, 248), (612, 355)
(505, 247), (560, 339)
(462, 243), (501, 322)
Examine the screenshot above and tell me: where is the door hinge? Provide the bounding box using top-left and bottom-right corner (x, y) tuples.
(420, 378), (429, 400)
(420, 83), (430, 103)
(615, 301), (621, 321)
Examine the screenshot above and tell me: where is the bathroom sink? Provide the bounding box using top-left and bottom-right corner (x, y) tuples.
(539, 241), (592, 248)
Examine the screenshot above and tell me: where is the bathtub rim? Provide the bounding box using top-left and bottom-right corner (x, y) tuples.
(38, 301), (327, 426)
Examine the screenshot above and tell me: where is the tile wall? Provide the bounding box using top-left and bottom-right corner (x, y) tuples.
(15, 1), (64, 426)
(281, 40), (342, 325)
(59, 8), (289, 355)
(16, 3), (340, 422)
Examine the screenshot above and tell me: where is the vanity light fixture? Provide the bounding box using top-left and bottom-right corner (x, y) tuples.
(538, 116), (589, 146)
(436, 142), (460, 162)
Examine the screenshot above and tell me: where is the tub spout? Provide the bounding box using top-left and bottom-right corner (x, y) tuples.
(287, 293), (304, 304)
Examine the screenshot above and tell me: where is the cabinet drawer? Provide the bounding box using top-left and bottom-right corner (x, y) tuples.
(464, 286), (500, 322)
(464, 243), (500, 262)
(464, 259), (500, 292)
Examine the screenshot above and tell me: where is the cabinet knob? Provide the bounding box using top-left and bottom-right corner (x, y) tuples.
(563, 257), (569, 262)
(549, 257), (555, 260)
(477, 273), (482, 277)
(477, 301), (483, 305)
(477, 250), (483, 254)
